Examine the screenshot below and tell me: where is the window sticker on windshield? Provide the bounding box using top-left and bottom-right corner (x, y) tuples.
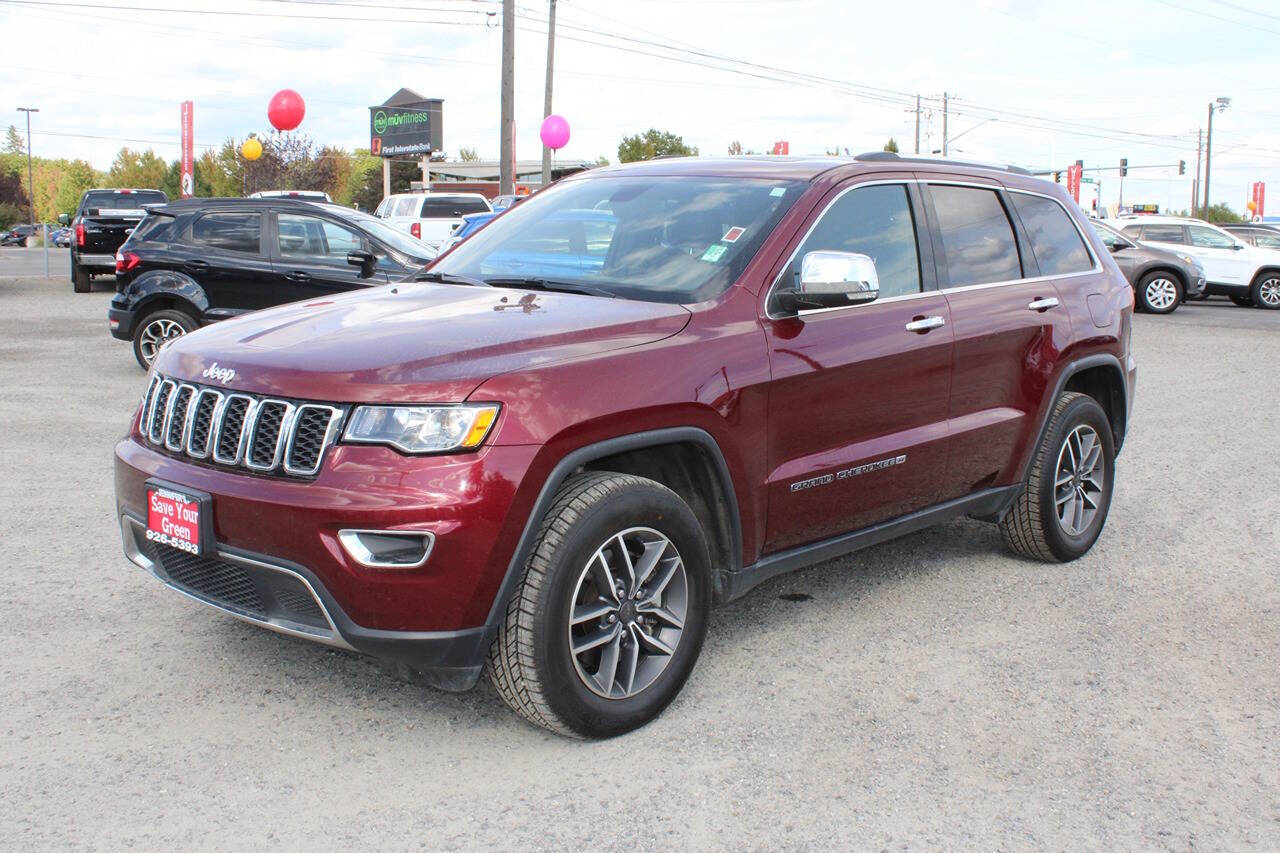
(770, 187), (786, 197)
(721, 226), (745, 243)
(700, 244), (727, 263)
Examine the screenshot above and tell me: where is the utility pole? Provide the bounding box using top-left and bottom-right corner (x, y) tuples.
(17, 107), (38, 226)
(540, 0), (557, 188)
(499, 0), (515, 195)
(941, 92), (949, 157)
(1204, 97), (1230, 214)
(911, 94), (921, 156)
(1192, 129), (1202, 218)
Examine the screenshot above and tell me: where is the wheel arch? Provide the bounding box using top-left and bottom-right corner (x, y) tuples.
(127, 270), (209, 324)
(1137, 264), (1189, 290)
(481, 428), (743, 640)
(1017, 355), (1129, 487)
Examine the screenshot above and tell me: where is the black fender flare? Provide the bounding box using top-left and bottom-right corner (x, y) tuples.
(1016, 353), (1130, 486)
(126, 270), (209, 333)
(479, 427), (742, 640)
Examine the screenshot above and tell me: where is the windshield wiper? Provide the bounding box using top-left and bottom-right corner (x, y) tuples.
(416, 270), (492, 287)
(484, 277), (617, 298)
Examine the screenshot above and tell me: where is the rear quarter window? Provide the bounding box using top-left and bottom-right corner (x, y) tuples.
(420, 197), (491, 218)
(1009, 192), (1094, 276)
(129, 213), (176, 243)
(189, 212), (261, 254)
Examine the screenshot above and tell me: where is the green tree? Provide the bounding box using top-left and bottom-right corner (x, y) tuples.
(617, 129), (697, 163)
(1202, 202), (1243, 224)
(593, 155), (610, 167)
(458, 146), (479, 162)
(883, 137), (900, 153)
(4, 125), (24, 155)
(107, 147), (169, 189)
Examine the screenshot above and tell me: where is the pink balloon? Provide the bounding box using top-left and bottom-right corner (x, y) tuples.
(268, 89), (306, 132)
(540, 114), (570, 150)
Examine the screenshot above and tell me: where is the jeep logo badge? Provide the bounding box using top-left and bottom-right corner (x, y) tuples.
(201, 362), (236, 385)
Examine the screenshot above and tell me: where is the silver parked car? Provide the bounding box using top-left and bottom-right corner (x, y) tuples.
(1091, 221), (1205, 314)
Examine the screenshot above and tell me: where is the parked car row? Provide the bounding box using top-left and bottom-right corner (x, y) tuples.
(106, 197), (437, 367)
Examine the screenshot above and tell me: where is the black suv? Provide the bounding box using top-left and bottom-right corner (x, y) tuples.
(108, 198), (438, 368)
(66, 189), (169, 291)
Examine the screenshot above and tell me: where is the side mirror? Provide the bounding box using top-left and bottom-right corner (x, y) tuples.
(58, 213), (69, 226)
(1110, 240), (1130, 252)
(1231, 243), (1245, 250)
(775, 251), (880, 314)
(347, 250), (376, 276)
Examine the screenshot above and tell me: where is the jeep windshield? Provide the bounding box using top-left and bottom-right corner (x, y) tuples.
(430, 176), (804, 303)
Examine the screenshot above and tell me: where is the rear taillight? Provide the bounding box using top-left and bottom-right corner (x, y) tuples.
(75, 222), (85, 246)
(115, 251), (140, 273)
(410, 222), (421, 239)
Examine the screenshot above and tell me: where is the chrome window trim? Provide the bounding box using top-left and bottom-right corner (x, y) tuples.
(765, 176), (1106, 321)
(211, 394), (258, 466)
(164, 384), (197, 452)
(244, 399), (296, 472)
(764, 179), (928, 321)
(282, 404), (344, 476)
(184, 388), (224, 459)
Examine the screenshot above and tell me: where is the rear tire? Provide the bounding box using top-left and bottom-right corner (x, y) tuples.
(1135, 272), (1182, 314)
(131, 308), (196, 369)
(1250, 272), (1280, 310)
(71, 257), (91, 293)
(1000, 392), (1115, 563)
(1230, 294), (1254, 307)
(487, 472), (711, 738)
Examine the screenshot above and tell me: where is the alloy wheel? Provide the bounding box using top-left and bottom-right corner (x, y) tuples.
(567, 527), (688, 700)
(138, 318), (186, 364)
(1055, 425), (1106, 537)
(1259, 277), (1280, 308)
(1144, 278), (1178, 311)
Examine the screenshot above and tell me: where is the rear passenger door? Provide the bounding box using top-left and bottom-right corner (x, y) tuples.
(272, 212), (387, 301)
(1187, 224), (1252, 285)
(922, 181), (1080, 502)
(762, 178), (953, 553)
(182, 210), (276, 313)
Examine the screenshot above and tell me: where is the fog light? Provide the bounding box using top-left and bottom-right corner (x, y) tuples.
(338, 529), (434, 569)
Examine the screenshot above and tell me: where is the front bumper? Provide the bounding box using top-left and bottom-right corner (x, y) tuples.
(115, 435), (545, 685)
(1189, 275), (1207, 297)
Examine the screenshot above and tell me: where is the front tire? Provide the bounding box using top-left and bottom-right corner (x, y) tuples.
(1000, 392), (1116, 562)
(131, 308), (196, 369)
(1135, 272), (1182, 314)
(71, 257), (91, 293)
(487, 472), (711, 738)
(1250, 272), (1280, 310)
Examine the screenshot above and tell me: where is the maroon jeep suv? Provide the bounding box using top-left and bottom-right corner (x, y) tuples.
(115, 153), (1135, 738)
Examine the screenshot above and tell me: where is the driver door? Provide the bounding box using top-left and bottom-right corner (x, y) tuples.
(761, 179), (953, 553)
(272, 212), (387, 301)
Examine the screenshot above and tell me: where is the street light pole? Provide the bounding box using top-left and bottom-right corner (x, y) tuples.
(498, 0), (515, 196)
(17, 106), (38, 226)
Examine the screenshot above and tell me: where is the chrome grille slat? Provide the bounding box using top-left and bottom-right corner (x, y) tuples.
(141, 374), (343, 479)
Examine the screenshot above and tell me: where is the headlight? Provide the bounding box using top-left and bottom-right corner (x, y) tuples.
(343, 404), (499, 453)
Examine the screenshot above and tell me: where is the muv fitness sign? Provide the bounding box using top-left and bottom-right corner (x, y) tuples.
(369, 100), (443, 157)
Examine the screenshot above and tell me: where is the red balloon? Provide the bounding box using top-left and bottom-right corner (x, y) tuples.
(268, 89), (306, 132)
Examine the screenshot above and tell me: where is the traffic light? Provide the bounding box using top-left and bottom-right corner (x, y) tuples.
(1179, 159), (1186, 176)
(1053, 171), (1061, 183)
(1119, 158), (1128, 177)
(1076, 159), (1084, 168)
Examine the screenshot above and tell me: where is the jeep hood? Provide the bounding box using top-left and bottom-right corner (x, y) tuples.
(156, 283), (691, 402)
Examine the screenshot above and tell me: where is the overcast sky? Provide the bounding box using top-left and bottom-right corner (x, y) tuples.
(2, 0), (1277, 214)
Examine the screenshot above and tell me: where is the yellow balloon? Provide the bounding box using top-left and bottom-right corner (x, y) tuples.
(241, 137), (263, 161)
(1247, 200), (1257, 212)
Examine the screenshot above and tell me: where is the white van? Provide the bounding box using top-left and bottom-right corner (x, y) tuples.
(375, 192), (492, 250)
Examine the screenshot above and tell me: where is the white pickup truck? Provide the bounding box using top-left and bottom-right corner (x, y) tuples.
(374, 192), (492, 252)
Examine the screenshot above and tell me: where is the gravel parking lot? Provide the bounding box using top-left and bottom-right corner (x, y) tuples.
(1, 275), (1277, 848)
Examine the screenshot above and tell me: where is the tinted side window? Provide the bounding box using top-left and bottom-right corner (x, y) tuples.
(1255, 233), (1280, 249)
(1140, 224), (1186, 244)
(190, 213), (261, 254)
(277, 214), (365, 259)
(781, 183), (922, 301)
(394, 197), (419, 217)
(421, 197), (491, 217)
(929, 185), (1022, 286)
(1090, 224), (1118, 249)
(1188, 225), (1236, 249)
(1010, 192), (1093, 276)
(130, 213), (176, 243)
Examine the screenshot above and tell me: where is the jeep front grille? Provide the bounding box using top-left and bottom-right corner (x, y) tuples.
(140, 373), (345, 478)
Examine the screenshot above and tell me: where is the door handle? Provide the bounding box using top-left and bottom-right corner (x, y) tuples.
(904, 316), (945, 333)
(1027, 297), (1060, 311)
(285, 271), (311, 282)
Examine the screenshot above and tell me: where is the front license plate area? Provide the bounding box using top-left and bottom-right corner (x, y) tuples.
(145, 480), (213, 556)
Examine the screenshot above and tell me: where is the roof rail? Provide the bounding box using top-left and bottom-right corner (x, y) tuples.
(853, 151), (1033, 176)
